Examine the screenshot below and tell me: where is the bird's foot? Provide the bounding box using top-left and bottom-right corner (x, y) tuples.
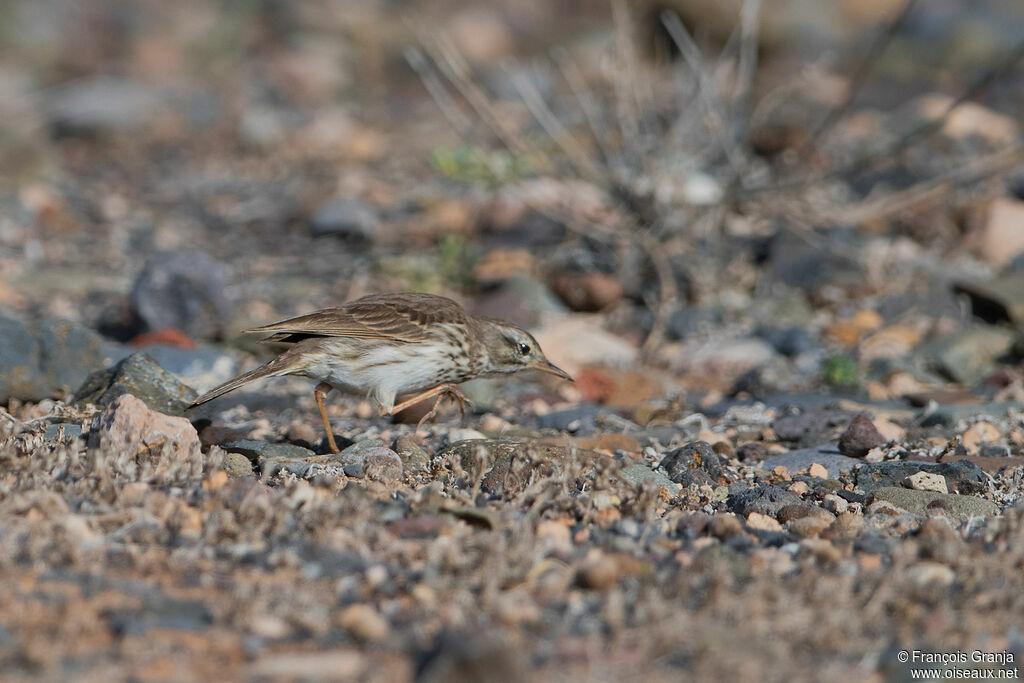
(414, 384), (473, 433)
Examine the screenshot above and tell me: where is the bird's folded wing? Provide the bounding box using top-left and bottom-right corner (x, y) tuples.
(245, 298), (465, 343)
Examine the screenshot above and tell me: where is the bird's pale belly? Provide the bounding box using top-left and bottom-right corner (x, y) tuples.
(293, 342), (475, 412)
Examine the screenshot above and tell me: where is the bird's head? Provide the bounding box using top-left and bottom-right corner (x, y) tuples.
(477, 318), (573, 381)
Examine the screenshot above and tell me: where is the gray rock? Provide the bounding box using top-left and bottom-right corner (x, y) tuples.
(773, 410), (859, 445)
(727, 485), (804, 517)
(854, 460), (988, 495)
(336, 439), (389, 465)
(74, 352), (198, 416)
(309, 198), (378, 240)
(131, 250), (232, 340)
(618, 463), (676, 491)
(221, 440), (315, 462)
(0, 314), (109, 402)
(868, 487), (1000, 519)
(764, 444), (862, 479)
(393, 435), (429, 474)
(536, 404), (608, 433)
(363, 448), (403, 483)
(918, 325), (1017, 385)
(48, 76), (163, 137)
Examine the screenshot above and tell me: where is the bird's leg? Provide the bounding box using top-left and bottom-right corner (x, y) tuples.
(314, 382), (340, 454)
(390, 383), (473, 432)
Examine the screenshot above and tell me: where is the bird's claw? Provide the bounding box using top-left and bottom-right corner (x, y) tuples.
(414, 385), (473, 433)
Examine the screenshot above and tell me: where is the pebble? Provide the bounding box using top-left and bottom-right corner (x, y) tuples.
(287, 421), (319, 446)
(88, 394), (200, 456)
(337, 604), (389, 641)
(787, 481), (809, 495)
(962, 421), (1001, 455)
(907, 562), (955, 590)
(789, 515), (832, 538)
(727, 485), (803, 517)
(618, 463), (676, 493)
(659, 441), (727, 486)
(223, 451), (254, 476)
(578, 551), (620, 591)
(393, 434), (430, 474)
(822, 494), (849, 515)
(745, 512), (782, 532)
(363, 448), (403, 483)
(807, 463), (829, 479)
(709, 513), (744, 540)
(904, 471), (948, 494)
(837, 414), (886, 458)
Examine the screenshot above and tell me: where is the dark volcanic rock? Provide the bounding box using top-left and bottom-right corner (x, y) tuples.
(773, 410), (859, 445)
(837, 413), (886, 458)
(131, 249), (232, 340)
(74, 352), (198, 416)
(854, 460), (988, 495)
(727, 485), (803, 517)
(659, 441), (728, 486)
(0, 314), (109, 402)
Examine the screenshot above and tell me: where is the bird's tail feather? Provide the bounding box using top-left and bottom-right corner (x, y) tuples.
(189, 357), (292, 407)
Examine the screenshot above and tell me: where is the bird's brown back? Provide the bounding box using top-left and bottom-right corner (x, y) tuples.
(249, 292), (474, 345)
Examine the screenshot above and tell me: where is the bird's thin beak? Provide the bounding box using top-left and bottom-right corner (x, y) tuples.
(530, 360), (573, 382)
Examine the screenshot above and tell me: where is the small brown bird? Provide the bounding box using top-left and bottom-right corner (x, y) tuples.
(189, 292), (572, 453)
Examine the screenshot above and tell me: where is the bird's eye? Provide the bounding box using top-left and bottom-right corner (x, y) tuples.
(518, 343), (531, 356)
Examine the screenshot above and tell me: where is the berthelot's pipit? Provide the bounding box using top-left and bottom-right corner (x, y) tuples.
(189, 292), (572, 453)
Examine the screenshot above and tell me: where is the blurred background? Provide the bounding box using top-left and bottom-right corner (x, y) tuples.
(2, 0), (1024, 415)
